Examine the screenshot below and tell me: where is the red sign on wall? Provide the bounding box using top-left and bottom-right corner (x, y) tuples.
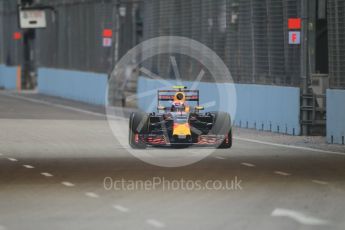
(103, 37), (112, 47)
(289, 31), (301, 45)
(288, 18), (301, 30)
(13, 32), (22, 40)
(103, 29), (113, 38)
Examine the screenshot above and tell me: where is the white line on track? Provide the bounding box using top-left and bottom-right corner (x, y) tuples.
(215, 156), (225, 160)
(41, 172), (53, 177)
(1, 92), (127, 121)
(312, 180), (328, 185)
(3, 92), (104, 117)
(241, 162), (255, 167)
(112, 205), (130, 213)
(85, 192), (99, 198)
(271, 208), (329, 226)
(7, 157), (18, 162)
(146, 219), (166, 228)
(235, 137), (345, 156)
(61, 181), (75, 187)
(23, 164), (34, 169)
(274, 171), (291, 176)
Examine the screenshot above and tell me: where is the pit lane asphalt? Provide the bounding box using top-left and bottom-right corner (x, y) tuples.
(0, 91), (345, 230)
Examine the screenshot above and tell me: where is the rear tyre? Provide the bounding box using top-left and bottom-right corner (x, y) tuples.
(129, 112), (148, 149)
(211, 111), (232, 149)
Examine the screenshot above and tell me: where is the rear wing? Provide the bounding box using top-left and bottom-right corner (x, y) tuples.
(157, 89), (199, 104)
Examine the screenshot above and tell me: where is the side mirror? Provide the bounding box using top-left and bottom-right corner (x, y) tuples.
(195, 106), (204, 111)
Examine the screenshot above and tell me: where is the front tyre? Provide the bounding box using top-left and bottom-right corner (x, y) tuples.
(211, 111), (232, 149)
(129, 112), (148, 149)
(218, 128), (232, 149)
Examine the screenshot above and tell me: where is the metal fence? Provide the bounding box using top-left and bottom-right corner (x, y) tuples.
(328, 0), (345, 89)
(36, 0), (117, 73)
(0, 0), (22, 66)
(2, 0), (344, 89)
(142, 0), (302, 86)
(0, 0), (140, 74)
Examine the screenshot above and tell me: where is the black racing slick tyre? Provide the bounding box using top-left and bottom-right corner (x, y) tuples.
(129, 112), (148, 149)
(219, 128), (232, 149)
(212, 111), (232, 149)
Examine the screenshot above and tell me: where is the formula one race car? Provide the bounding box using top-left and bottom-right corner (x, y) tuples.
(129, 86), (232, 149)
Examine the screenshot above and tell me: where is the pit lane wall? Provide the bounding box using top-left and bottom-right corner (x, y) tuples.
(327, 89), (345, 144)
(37, 68), (107, 105)
(0, 64), (17, 89)
(138, 76), (301, 135)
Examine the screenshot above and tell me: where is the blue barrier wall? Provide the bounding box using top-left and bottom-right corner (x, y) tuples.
(38, 68), (108, 105)
(138, 76), (301, 135)
(234, 84), (300, 135)
(0, 65), (17, 89)
(327, 89), (345, 144)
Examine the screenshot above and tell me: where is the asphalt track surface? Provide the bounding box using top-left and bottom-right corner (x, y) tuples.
(0, 91), (345, 230)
